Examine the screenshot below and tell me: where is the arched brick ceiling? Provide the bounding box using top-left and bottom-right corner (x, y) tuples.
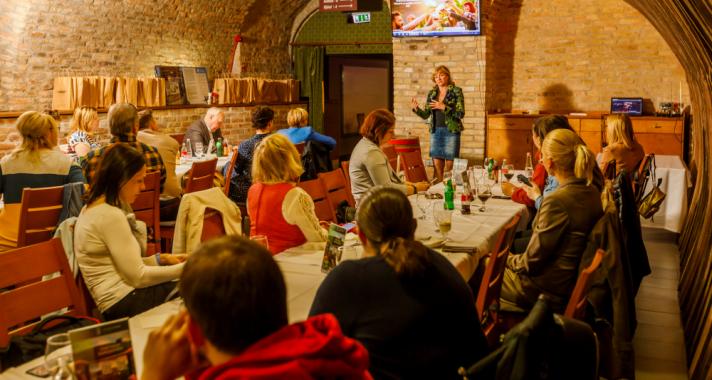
(621, 2), (712, 378)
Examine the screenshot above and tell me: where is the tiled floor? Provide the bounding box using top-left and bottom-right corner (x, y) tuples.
(634, 228), (688, 379)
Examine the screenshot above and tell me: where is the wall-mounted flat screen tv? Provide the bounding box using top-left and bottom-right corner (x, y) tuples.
(391, 0), (481, 37)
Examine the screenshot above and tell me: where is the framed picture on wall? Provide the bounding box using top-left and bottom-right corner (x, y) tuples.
(391, 0), (481, 37)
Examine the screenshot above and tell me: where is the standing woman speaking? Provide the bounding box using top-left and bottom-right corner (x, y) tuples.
(412, 65), (465, 182)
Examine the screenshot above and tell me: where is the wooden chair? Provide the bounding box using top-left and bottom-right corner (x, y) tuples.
(340, 160), (353, 201)
(201, 208), (226, 242)
(223, 151), (239, 197)
(381, 144), (399, 171)
(318, 169), (355, 217)
(170, 133), (185, 146)
(475, 212), (522, 347)
(298, 179), (335, 222)
(400, 150), (428, 183)
(564, 249), (606, 320)
(184, 158), (218, 194)
(295, 142), (306, 155)
(17, 185), (65, 247)
(0, 238), (89, 347)
(130, 171), (161, 255)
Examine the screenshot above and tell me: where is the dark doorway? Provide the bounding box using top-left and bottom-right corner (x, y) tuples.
(324, 55), (393, 161)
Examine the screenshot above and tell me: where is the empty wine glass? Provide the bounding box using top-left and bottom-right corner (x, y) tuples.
(194, 141), (204, 158)
(45, 333), (72, 376)
(416, 192), (430, 220)
(477, 183), (492, 212)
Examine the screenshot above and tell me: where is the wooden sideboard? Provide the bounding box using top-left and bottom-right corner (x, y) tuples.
(486, 113), (684, 168)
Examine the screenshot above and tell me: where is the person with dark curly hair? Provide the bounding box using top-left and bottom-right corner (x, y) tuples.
(225, 106), (275, 203)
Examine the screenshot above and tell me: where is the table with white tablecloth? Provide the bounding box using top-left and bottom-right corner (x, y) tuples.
(174, 154), (231, 179)
(1, 189), (526, 379)
(639, 155), (691, 233)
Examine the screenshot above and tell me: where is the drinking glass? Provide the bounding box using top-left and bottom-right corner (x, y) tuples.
(45, 333), (72, 376)
(416, 192), (430, 220)
(433, 208), (453, 240)
(337, 245), (358, 263)
(194, 141), (204, 158)
(502, 164), (515, 182)
(250, 235), (269, 250)
(477, 183), (492, 212)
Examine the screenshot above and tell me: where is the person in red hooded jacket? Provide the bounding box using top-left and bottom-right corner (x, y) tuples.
(141, 236), (371, 380)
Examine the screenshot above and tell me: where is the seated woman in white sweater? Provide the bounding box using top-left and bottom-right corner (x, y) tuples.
(247, 133), (328, 254)
(75, 144), (185, 320)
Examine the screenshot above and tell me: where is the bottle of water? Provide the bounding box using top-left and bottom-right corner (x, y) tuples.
(525, 152), (534, 178)
(207, 138), (215, 157)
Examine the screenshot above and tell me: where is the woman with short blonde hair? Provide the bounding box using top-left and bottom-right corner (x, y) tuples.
(68, 106), (101, 160)
(501, 128), (603, 312)
(600, 113), (645, 174)
(247, 134), (327, 254)
(0, 111), (85, 251)
(278, 107), (336, 149)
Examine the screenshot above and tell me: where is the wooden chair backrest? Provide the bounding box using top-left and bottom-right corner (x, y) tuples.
(298, 179), (335, 222)
(340, 160), (353, 201)
(318, 169), (355, 211)
(223, 151), (240, 197)
(400, 151), (428, 183)
(381, 144), (399, 171)
(185, 158), (218, 194)
(0, 238), (88, 347)
(130, 171), (161, 250)
(170, 133), (185, 146)
(17, 185), (65, 247)
(564, 249), (606, 320)
(475, 212), (522, 321)
(201, 208), (226, 242)
(295, 142), (306, 155)
(634, 153), (654, 202)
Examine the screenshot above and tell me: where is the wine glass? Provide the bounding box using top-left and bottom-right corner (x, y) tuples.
(250, 235), (269, 250)
(433, 207), (453, 240)
(45, 333), (72, 376)
(194, 141), (204, 159)
(477, 183), (492, 212)
(502, 164), (515, 182)
(416, 191), (430, 220)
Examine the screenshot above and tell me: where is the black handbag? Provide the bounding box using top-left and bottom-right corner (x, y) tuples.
(0, 315), (98, 370)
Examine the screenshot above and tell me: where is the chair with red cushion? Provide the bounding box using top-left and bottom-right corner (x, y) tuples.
(400, 150), (428, 183)
(17, 185), (65, 247)
(298, 179), (335, 222)
(130, 171), (161, 255)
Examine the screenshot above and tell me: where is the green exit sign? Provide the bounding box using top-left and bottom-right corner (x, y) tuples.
(350, 12), (371, 24)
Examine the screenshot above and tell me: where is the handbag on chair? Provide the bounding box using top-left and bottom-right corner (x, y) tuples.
(637, 155), (666, 219)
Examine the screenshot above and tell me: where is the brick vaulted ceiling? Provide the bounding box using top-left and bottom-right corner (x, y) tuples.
(620, 2), (712, 378)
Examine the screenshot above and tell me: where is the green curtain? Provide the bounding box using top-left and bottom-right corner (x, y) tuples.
(293, 46), (325, 133)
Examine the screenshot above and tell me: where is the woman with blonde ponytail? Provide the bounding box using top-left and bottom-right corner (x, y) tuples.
(309, 186), (487, 379)
(0, 111), (85, 250)
(501, 128), (603, 311)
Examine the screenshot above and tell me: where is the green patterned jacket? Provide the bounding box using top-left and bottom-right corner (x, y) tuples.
(412, 84), (465, 133)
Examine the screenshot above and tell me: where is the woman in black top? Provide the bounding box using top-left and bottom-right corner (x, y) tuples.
(309, 187), (487, 379)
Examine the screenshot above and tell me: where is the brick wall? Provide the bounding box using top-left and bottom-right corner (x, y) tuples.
(393, 37), (488, 162)
(488, 0), (689, 113)
(0, 104), (304, 157)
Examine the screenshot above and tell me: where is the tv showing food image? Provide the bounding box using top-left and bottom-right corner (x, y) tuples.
(391, 0), (480, 37)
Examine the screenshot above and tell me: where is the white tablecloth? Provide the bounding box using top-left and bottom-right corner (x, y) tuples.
(175, 155), (231, 179)
(2, 190), (526, 379)
(639, 155), (691, 233)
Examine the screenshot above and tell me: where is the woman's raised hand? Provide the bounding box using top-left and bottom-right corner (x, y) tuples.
(411, 97), (420, 110)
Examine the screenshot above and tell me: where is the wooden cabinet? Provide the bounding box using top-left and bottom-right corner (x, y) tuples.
(486, 114), (685, 167)
(486, 115), (536, 168)
(630, 117), (684, 156)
